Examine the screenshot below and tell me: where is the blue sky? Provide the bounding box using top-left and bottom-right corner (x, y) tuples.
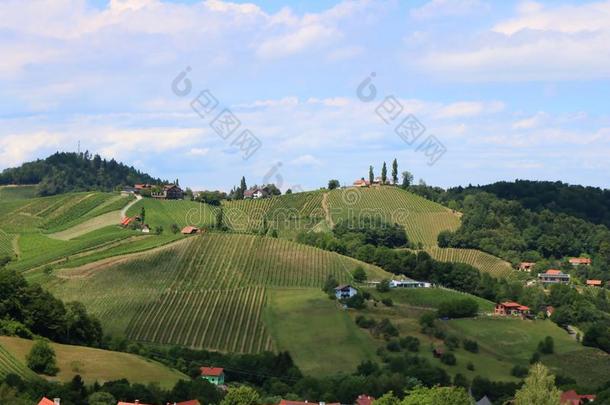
(1, 0), (609, 192)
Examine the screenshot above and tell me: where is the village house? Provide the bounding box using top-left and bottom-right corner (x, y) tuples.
(353, 178), (368, 187)
(494, 301), (530, 317)
(200, 366), (225, 385)
(141, 224), (151, 233)
(546, 306), (555, 318)
(586, 279), (603, 287)
(560, 390), (596, 404)
(122, 186), (137, 195)
(152, 184), (184, 200)
(569, 257), (592, 266)
(538, 269), (571, 286)
(356, 394), (375, 405)
(181, 226), (199, 235)
(335, 284), (358, 299)
(244, 188), (267, 199)
(38, 398), (60, 405)
(390, 279), (431, 288)
(518, 262), (536, 271)
(120, 216), (138, 227)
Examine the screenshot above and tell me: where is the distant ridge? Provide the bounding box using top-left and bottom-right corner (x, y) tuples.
(0, 152), (163, 196)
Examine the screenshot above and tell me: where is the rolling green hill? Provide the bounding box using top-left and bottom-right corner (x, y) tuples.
(47, 233), (389, 356)
(0, 336), (186, 388)
(327, 186), (461, 247)
(424, 247), (515, 278)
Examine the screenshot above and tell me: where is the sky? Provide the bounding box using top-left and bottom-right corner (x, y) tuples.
(1, 0), (610, 192)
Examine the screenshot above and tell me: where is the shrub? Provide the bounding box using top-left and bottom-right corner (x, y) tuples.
(381, 298), (393, 307)
(171, 223), (180, 234)
(537, 336), (554, 354)
(511, 364), (529, 378)
(344, 293), (366, 309)
(440, 352), (456, 366)
(386, 340), (401, 352)
(419, 312), (436, 329)
(26, 340), (59, 375)
(445, 335), (460, 351)
(352, 266), (367, 283)
(529, 351), (541, 364)
(467, 362), (475, 371)
(374, 318), (399, 339)
(355, 315), (376, 329)
(376, 279), (391, 292)
(437, 298), (479, 318)
(463, 339), (479, 353)
(399, 336), (420, 352)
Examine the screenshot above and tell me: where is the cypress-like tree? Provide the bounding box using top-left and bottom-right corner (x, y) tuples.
(392, 158), (398, 184)
(369, 166), (374, 186)
(381, 162), (387, 184)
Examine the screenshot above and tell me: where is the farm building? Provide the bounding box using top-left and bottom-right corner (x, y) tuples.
(200, 366), (225, 385)
(244, 188), (267, 199)
(356, 394), (375, 405)
(122, 186), (137, 194)
(519, 262), (536, 271)
(134, 183), (153, 192)
(546, 306), (555, 317)
(353, 178), (368, 187)
(475, 396), (492, 405)
(586, 279), (603, 287)
(560, 390), (596, 404)
(432, 347), (444, 358)
(141, 225), (150, 233)
(152, 184), (184, 200)
(538, 269), (570, 286)
(181, 226), (199, 234)
(38, 398), (59, 405)
(494, 301), (530, 317)
(335, 284), (358, 299)
(390, 279), (431, 288)
(569, 257), (592, 266)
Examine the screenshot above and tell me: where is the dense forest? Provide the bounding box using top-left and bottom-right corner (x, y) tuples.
(0, 152), (162, 196)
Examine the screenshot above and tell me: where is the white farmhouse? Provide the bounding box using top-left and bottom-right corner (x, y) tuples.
(390, 279), (431, 289)
(335, 284), (358, 300)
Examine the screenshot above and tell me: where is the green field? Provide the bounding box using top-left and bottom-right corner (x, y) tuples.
(264, 288), (379, 375)
(0, 185), (38, 201)
(424, 247), (515, 278)
(327, 187), (461, 247)
(368, 287), (496, 313)
(127, 198), (218, 230)
(0, 229), (14, 257)
(0, 336), (186, 388)
(47, 233), (390, 354)
(0, 342), (40, 381)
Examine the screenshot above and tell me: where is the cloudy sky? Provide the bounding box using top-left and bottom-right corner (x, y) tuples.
(1, 0), (609, 191)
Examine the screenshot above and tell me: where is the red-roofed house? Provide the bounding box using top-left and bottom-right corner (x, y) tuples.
(586, 279), (603, 287)
(519, 262), (536, 271)
(201, 366), (225, 385)
(538, 269), (570, 286)
(181, 226), (199, 235)
(494, 302), (530, 317)
(38, 398), (60, 405)
(356, 394), (375, 405)
(353, 179), (369, 187)
(121, 216), (139, 227)
(560, 390), (596, 404)
(569, 258), (592, 266)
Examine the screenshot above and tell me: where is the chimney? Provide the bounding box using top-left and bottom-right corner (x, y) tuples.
(54, 399), (61, 405)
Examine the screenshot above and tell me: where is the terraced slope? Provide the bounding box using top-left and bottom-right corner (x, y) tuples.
(327, 186), (461, 246)
(0, 185), (38, 201)
(425, 247), (515, 278)
(48, 233), (388, 354)
(0, 229), (14, 257)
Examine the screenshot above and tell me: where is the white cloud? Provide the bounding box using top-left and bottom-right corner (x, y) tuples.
(0, 131), (63, 167)
(188, 147), (210, 157)
(435, 101), (504, 119)
(411, 0), (489, 19)
(291, 154), (322, 167)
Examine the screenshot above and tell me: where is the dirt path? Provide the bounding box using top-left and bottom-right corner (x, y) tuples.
(11, 234), (20, 257)
(322, 192), (334, 228)
(54, 237), (188, 279)
(121, 194), (142, 218)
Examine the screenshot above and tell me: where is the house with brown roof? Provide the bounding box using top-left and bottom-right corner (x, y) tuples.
(569, 257), (592, 266)
(495, 301), (530, 317)
(560, 390), (596, 404)
(519, 262), (536, 271)
(586, 279), (603, 287)
(152, 184), (184, 200)
(353, 178), (369, 187)
(244, 188), (267, 199)
(538, 269), (570, 286)
(181, 226), (199, 235)
(356, 394), (375, 405)
(200, 366), (225, 385)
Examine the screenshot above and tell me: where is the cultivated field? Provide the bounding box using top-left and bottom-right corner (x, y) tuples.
(0, 341), (39, 381)
(127, 198), (218, 230)
(0, 336), (186, 388)
(327, 187), (461, 247)
(0, 229), (14, 257)
(0, 185), (38, 201)
(425, 247), (515, 278)
(367, 287), (495, 313)
(48, 233), (389, 353)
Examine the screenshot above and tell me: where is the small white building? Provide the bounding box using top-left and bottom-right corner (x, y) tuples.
(335, 284), (358, 300)
(390, 279), (431, 289)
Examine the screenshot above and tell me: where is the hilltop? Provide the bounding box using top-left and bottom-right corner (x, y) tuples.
(0, 152), (163, 196)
